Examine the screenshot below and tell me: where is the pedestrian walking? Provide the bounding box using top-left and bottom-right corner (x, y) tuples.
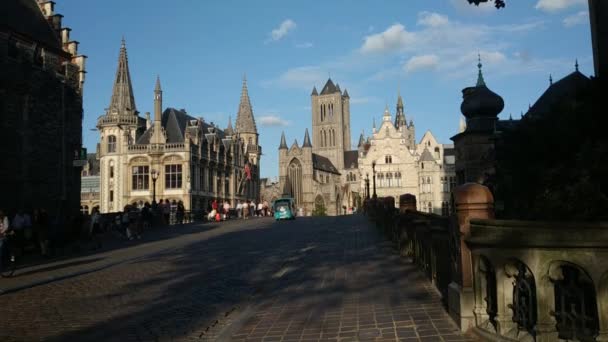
(243, 201), (249, 219)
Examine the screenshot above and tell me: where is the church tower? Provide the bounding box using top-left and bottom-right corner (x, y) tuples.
(235, 76), (260, 166)
(311, 78), (351, 170)
(97, 39), (143, 213)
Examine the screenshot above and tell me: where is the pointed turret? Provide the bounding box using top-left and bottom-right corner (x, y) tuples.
(358, 131), (365, 147)
(476, 54), (486, 87)
(279, 131), (288, 150)
(225, 116), (234, 136)
(291, 139), (299, 149)
(235, 75), (258, 134)
(311, 86), (318, 96)
(395, 90), (407, 129)
(343, 88), (349, 98)
(108, 38), (137, 115)
(336, 83), (341, 93)
(153, 75), (162, 122)
(150, 76), (165, 145)
(372, 118), (377, 134)
(303, 129), (312, 148)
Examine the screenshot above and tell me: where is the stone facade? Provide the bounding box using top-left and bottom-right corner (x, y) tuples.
(279, 79), (360, 216)
(358, 97), (456, 215)
(97, 41), (260, 213)
(0, 0), (86, 218)
(80, 154), (100, 214)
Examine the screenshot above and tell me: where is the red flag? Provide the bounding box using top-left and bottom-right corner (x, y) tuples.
(245, 163), (252, 180)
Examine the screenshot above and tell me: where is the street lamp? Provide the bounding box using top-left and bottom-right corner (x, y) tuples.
(372, 161), (377, 199)
(151, 168), (159, 205)
(365, 173), (370, 199)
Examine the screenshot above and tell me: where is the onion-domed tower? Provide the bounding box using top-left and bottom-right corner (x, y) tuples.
(451, 56), (504, 185)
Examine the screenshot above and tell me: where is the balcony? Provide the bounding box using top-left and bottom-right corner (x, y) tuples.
(97, 114), (139, 127)
(127, 143), (186, 153)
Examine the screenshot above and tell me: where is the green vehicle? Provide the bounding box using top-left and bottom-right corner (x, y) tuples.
(273, 198), (296, 220)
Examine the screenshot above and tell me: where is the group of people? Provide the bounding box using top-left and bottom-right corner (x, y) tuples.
(0, 208), (55, 271)
(207, 199), (272, 221)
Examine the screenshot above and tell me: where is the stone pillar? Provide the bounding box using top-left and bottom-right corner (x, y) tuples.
(399, 194), (417, 213)
(536, 274), (559, 342)
(448, 183), (494, 332)
(595, 275), (608, 341)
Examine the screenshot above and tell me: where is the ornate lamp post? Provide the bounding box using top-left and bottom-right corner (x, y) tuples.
(372, 161), (377, 199)
(151, 168), (159, 205)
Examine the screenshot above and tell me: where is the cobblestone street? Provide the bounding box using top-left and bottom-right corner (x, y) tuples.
(0, 215), (474, 342)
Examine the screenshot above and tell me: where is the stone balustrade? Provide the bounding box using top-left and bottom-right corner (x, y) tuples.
(365, 183), (608, 342)
(467, 219), (608, 342)
(127, 143), (186, 153)
(97, 115), (139, 127)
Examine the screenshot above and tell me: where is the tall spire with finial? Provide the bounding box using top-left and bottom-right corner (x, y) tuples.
(575, 59), (579, 72)
(549, 74), (553, 85)
(395, 86), (407, 129)
(372, 117), (377, 134)
(108, 38), (137, 115)
(235, 74), (257, 134)
(279, 131), (288, 150)
(476, 53), (486, 87)
(302, 128), (312, 148)
(151, 76), (166, 145)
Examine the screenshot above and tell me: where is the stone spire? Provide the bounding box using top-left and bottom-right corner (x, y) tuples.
(476, 54), (486, 87)
(279, 131), (288, 150)
(225, 116), (234, 136)
(302, 128), (312, 148)
(372, 117), (377, 134)
(358, 131), (365, 147)
(108, 38), (137, 115)
(549, 74), (553, 86)
(151, 76), (165, 145)
(395, 89), (407, 129)
(235, 75), (257, 134)
(311, 86), (318, 96)
(575, 59), (579, 72)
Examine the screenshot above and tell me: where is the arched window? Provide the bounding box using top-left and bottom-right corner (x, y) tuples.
(385, 155), (392, 164)
(387, 173), (393, 187)
(434, 147), (440, 159)
(331, 129), (336, 146)
(107, 135), (117, 153)
(320, 104), (324, 121)
(289, 159), (303, 205)
(395, 172), (402, 187)
(323, 130), (327, 147)
(329, 104), (333, 118)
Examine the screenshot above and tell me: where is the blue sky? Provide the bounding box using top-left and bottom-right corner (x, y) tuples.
(60, 0), (593, 179)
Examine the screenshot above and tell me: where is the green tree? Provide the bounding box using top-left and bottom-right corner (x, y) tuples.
(495, 81), (608, 221)
(312, 197), (327, 216)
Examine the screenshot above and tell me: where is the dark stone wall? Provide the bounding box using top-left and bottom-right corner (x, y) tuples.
(0, 42), (83, 221)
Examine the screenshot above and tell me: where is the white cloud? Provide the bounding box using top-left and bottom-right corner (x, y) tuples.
(268, 19), (296, 42)
(264, 66), (327, 89)
(259, 115), (289, 127)
(417, 12), (449, 27)
(404, 54), (440, 73)
(535, 0), (586, 13)
(295, 42), (313, 49)
(563, 11), (589, 27)
(360, 24), (416, 54)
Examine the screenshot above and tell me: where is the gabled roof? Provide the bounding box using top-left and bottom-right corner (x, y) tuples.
(2, 0), (62, 51)
(526, 70), (591, 118)
(137, 108), (202, 144)
(320, 78), (339, 95)
(312, 154), (340, 174)
(419, 148), (436, 162)
(344, 151), (358, 169)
